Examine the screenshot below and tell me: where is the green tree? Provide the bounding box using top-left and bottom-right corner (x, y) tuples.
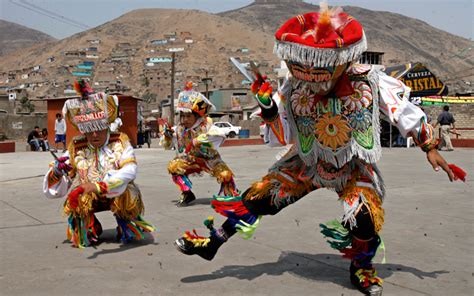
(142, 92), (157, 103)
(20, 97), (35, 113)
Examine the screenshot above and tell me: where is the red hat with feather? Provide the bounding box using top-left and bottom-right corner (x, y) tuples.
(274, 1), (366, 67)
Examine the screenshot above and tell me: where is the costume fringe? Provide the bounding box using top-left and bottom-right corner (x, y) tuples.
(236, 216), (262, 240)
(218, 177), (239, 197)
(320, 220), (385, 264)
(66, 214), (100, 248)
(115, 215), (155, 243)
(183, 230), (211, 247)
(172, 175), (193, 192)
(320, 219), (352, 250)
(211, 195), (250, 217)
(211, 194), (261, 239)
(339, 182), (384, 232)
(168, 157), (203, 176)
(274, 33), (367, 67)
(211, 162), (234, 183)
(245, 180), (274, 201)
(110, 186), (144, 220)
(64, 191), (97, 218)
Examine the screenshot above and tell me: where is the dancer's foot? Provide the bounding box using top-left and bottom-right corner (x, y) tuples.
(350, 263), (383, 295)
(175, 234), (223, 261)
(176, 191), (196, 207)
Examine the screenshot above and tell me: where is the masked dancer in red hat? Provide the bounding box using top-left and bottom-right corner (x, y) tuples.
(43, 79), (155, 248)
(174, 2), (464, 295)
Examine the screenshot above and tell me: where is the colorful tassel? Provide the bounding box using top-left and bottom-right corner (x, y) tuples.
(67, 186), (84, 210)
(320, 219), (352, 250)
(448, 164), (467, 182)
(354, 267), (383, 287)
(211, 195), (250, 217)
(211, 194), (261, 239)
(236, 215), (262, 239)
(73, 79), (93, 98)
(115, 215), (155, 243)
(183, 229), (211, 247)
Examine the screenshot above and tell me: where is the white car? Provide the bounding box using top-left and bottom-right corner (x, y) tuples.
(213, 121), (241, 138)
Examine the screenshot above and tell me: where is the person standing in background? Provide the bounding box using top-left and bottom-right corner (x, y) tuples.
(433, 105), (455, 151)
(54, 113), (67, 152)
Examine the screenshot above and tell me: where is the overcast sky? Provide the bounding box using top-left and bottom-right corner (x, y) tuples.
(1, 0), (472, 40)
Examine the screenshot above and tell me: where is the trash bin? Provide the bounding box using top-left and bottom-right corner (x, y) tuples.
(238, 129), (250, 138)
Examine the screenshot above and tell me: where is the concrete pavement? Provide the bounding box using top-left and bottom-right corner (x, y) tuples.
(0, 146), (473, 296)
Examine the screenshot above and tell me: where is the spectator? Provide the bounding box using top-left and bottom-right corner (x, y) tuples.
(27, 126), (44, 151)
(433, 105), (456, 151)
(41, 128), (50, 151)
(54, 113), (67, 152)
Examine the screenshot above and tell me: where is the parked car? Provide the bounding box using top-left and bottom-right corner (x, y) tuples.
(213, 121), (241, 138)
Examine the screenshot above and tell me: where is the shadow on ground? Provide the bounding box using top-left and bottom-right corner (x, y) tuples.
(80, 229), (158, 259)
(181, 251), (448, 289)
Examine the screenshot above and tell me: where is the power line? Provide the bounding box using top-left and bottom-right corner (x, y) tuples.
(9, 0), (89, 30)
(19, 0), (91, 29)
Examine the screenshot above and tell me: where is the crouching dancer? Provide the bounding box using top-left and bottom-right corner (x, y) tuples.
(43, 80), (155, 248)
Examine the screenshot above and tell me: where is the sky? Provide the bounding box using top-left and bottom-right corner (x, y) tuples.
(0, 0), (472, 40)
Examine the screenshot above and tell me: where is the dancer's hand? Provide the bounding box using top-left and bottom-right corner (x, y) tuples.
(426, 149), (454, 182)
(251, 77), (273, 108)
(53, 156), (72, 176)
(81, 182), (98, 194)
(163, 125), (174, 138)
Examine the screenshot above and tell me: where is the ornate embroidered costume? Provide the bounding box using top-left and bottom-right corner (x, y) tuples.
(175, 3), (462, 295)
(43, 80), (154, 248)
(163, 83), (238, 207)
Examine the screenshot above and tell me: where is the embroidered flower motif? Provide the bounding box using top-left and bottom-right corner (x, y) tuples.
(315, 113), (351, 151)
(341, 81), (372, 111)
(296, 116), (315, 136)
(348, 109), (372, 131)
(291, 88), (315, 116)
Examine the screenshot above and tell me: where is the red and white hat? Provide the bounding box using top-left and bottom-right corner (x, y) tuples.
(274, 2), (366, 67)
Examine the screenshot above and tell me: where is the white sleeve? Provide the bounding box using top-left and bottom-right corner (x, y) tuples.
(102, 140), (137, 198)
(378, 71), (427, 137)
(42, 150), (71, 199)
(207, 125), (226, 148)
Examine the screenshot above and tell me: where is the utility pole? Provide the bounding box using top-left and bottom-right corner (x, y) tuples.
(170, 52), (176, 126)
(205, 70), (209, 99)
(201, 69), (212, 99)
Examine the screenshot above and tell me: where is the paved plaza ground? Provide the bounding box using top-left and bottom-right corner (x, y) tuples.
(0, 145), (472, 296)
